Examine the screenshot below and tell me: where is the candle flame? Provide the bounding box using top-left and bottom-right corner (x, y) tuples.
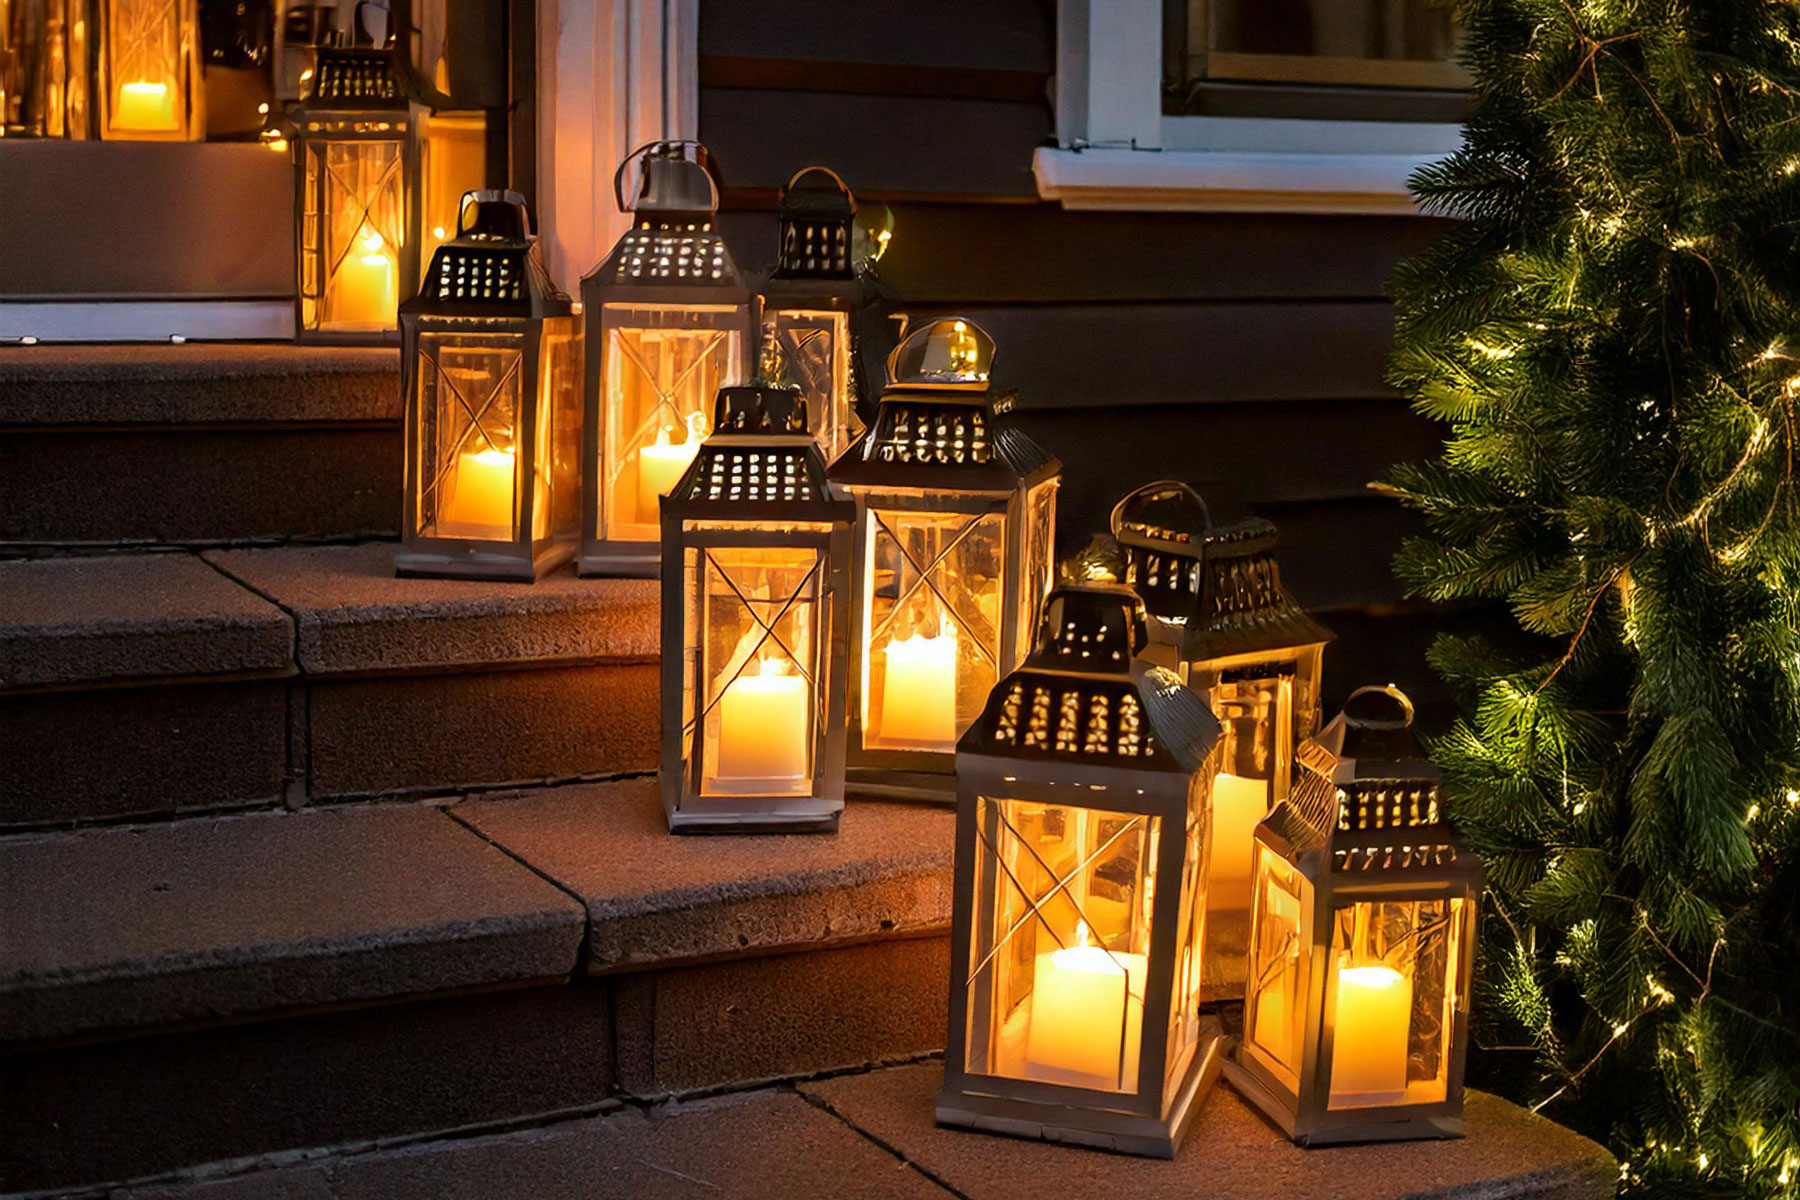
(754, 655), (793, 678)
(468, 447), (513, 466)
(1074, 920), (1090, 950)
(360, 226), (386, 255)
(122, 80), (167, 98)
(1339, 965), (1405, 989)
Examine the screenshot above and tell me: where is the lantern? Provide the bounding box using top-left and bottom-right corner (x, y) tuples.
(938, 583), (1227, 1157)
(579, 141), (757, 577)
(828, 317), (1060, 803)
(97, 0), (202, 138)
(659, 383), (853, 832)
(1111, 481), (1332, 996)
(1225, 685), (1482, 1145)
(761, 166), (865, 462)
(289, 40), (485, 342)
(395, 190), (580, 581)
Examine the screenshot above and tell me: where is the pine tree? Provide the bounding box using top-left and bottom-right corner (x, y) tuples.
(1387, 2), (1800, 1195)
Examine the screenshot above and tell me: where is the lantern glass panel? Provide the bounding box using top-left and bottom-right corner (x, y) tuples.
(102, 0), (187, 135)
(305, 137), (406, 334)
(419, 111), (487, 270)
(1325, 896), (1466, 1110)
(1209, 669), (1295, 914)
(414, 330), (530, 542)
(541, 317), (582, 539)
(964, 795), (1161, 1094)
(1016, 480), (1058, 650)
(1244, 846), (1306, 1087)
(769, 308), (853, 461)
(861, 506), (1006, 754)
(603, 306), (744, 537)
(1162, 775), (1209, 1108)
(690, 543), (825, 797)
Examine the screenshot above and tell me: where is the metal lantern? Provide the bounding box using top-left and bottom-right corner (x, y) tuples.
(1225, 685), (1482, 1146)
(659, 383), (853, 833)
(762, 166), (865, 463)
(1111, 481), (1333, 996)
(289, 40), (484, 342)
(395, 190), (580, 581)
(97, 0), (203, 138)
(828, 317), (1060, 803)
(579, 141), (757, 578)
(939, 583), (1227, 1157)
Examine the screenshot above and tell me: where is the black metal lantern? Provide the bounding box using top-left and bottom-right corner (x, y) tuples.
(1225, 685), (1483, 1145)
(1111, 481), (1333, 997)
(395, 190), (580, 580)
(659, 383), (853, 832)
(579, 141), (757, 578)
(762, 166), (865, 463)
(827, 317), (1061, 803)
(939, 583), (1226, 1157)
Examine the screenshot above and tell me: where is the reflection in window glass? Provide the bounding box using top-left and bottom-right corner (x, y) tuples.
(1211, 0), (1456, 61)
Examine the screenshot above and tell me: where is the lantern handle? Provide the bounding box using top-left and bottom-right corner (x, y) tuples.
(781, 165), (852, 199)
(1109, 480), (1210, 536)
(1340, 684), (1416, 729)
(457, 189), (533, 239)
(613, 140), (722, 214)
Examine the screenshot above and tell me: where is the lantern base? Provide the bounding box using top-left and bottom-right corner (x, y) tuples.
(395, 539), (575, 582)
(294, 325), (403, 347)
(577, 544), (659, 578)
(1222, 1047), (1466, 1146)
(663, 780), (844, 834)
(844, 766), (954, 805)
(935, 1034), (1227, 1159)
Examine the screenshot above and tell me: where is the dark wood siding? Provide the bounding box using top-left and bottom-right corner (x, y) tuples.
(700, 0), (1453, 710)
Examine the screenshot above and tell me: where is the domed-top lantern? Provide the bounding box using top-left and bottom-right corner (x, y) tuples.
(659, 383), (854, 832)
(828, 317), (1061, 803)
(939, 583), (1226, 1157)
(1225, 685), (1482, 1146)
(761, 166), (867, 463)
(395, 190), (580, 580)
(1111, 481), (1333, 996)
(579, 141), (757, 577)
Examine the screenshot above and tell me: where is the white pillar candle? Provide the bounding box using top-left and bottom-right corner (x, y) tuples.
(879, 623), (957, 750)
(1329, 964), (1414, 1106)
(441, 447), (514, 539)
(332, 229), (398, 329)
(1024, 923), (1145, 1092)
(715, 660), (809, 787)
(1209, 772), (1273, 913)
(114, 81), (177, 131)
(637, 426), (699, 521)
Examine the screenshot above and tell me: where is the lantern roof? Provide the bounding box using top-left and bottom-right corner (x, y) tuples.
(665, 385), (843, 511)
(294, 44), (414, 113)
(586, 142), (746, 294)
(960, 584), (1222, 775)
(403, 191), (570, 320)
(1110, 480), (1333, 661)
(828, 318), (1058, 492)
(773, 167), (857, 281)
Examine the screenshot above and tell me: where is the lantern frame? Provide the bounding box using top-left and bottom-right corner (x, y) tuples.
(939, 584), (1226, 1157)
(579, 141), (758, 578)
(395, 189), (581, 581)
(1224, 685), (1483, 1146)
(828, 317), (1061, 803)
(659, 384), (854, 832)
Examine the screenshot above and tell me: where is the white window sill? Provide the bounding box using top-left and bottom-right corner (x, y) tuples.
(1034, 117), (1461, 216)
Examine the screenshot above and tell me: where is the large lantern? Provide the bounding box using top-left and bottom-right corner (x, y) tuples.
(761, 166), (865, 463)
(97, 0), (203, 139)
(1225, 685), (1482, 1145)
(1111, 481), (1332, 996)
(828, 317), (1060, 802)
(289, 40), (484, 342)
(938, 583), (1226, 1157)
(579, 141), (757, 577)
(395, 190), (580, 581)
(659, 383), (853, 832)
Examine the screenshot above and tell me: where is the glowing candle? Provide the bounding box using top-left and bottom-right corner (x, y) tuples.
(637, 425), (699, 520)
(333, 228), (399, 329)
(715, 658), (809, 787)
(442, 447), (514, 539)
(1024, 922), (1145, 1091)
(114, 81), (177, 131)
(1209, 772), (1273, 912)
(1329, 964), (1413, 1106)
(879, 621), (957, 749)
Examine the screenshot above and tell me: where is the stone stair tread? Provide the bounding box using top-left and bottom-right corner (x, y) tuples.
(205, 543), (659, 676)
(0, 802), (586, 1044)
(802, 1061), (1618, 1200)
(0, 552), (292, 689)
(459, 778), (954, 972)
(0, 343), (400, 426)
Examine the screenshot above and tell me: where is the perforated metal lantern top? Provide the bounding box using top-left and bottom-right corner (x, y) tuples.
(402, 190), (570, 321)
(296, 43), (412, 113)
(828, 317), (1058, 493)
(663, 385), (841, 519)
(773, 167), (856, 281)
(1111, 480), (1333, 662)
(593, 141), (743, 291)
(960, 584), (1222, 774)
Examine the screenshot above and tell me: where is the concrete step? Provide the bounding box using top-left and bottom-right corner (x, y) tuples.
(1, 779), (955, 1194)
(0, 344), (400, 548)
(0, 545), (659, 828)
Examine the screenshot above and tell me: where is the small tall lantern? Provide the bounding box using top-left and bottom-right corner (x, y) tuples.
(939, 583), (1226, 1157)
(1226, 685), (1482, 1145)
(97, 0), (203, 139)
(579, 141), (757, 577)
(828, 318), (1060, 802)
(659, 383), (853, 832)
(1111, 481), (1333, 995)
(395, 190), (580, 581)
(762, 167), (865, 462)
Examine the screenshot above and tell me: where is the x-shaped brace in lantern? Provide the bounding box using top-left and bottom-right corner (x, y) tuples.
(420, 349), (524, 506)
(868, 510), (1000, 672)
(613, 328), (728, 479)
(776, 325), (831, 396)
(319, 149), (404, 300)
(685, 551), (825, 741)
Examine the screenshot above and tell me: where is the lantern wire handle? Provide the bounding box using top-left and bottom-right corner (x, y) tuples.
(1109, 479), (1211, 539)
(1341, 684), (1415, 729)
(612, 140), (721, 213)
